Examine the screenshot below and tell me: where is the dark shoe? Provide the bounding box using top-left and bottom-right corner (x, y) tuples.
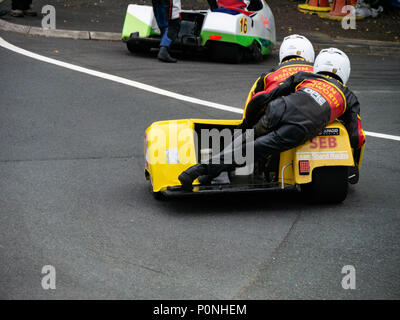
(0, 10), (8, 17)
(178, 163), (235, 191)
(157, 46), (177, 63)
(198, 175), (213, 185)
(10, 9), (24, 17)
(23, 9), (37, 16)
(178, 164), (207, 191)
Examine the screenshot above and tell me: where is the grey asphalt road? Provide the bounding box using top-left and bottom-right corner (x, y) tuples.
(0, 31), (399, 299)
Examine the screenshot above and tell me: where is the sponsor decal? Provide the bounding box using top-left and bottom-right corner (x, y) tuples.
(310, 136), (338, 149)
(272, 65), (313, 83)
(319, 128), (340, 136)
(297, 151), (349, 161)
(302, 87), (326, 106)
(260, 14), (269, 26)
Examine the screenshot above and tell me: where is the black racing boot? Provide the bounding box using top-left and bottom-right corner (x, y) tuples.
(157, 46), (177, 63)
(198, 174), (213, 185)
(178, 164), (208, 191)
(178, 164), (235, 191)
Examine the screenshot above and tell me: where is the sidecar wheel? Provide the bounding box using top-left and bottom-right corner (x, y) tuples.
(302, 166), (348, 203)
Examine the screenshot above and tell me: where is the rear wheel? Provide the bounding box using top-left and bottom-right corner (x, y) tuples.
(210, 42), (244, 64)
(301, 166), (348, 203)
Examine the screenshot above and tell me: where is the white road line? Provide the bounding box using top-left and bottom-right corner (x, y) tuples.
(0, 37), (242, 115)
(364, 131), (400, 141)
(1, 37), (399, 142)
(353, 90), (400, 94)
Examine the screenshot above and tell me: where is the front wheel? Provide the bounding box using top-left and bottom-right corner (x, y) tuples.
(301, 166), (349, 203)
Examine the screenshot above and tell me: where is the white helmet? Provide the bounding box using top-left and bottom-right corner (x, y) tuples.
(279, 34), (315, 63)
(314, 48), (351, 84)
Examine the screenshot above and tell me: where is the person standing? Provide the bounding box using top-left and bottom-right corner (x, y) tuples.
(10, 0), (37, 17)
(152, 0), (181, 63)
(0, 0), (7, 16)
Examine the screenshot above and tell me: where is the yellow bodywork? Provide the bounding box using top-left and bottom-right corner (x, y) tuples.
(144, 118), (357, 192)
(145, 119), (240, 192)
(279, 122), (355, 186)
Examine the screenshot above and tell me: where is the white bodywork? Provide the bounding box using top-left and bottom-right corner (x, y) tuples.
(202, 2), (276, 45)
(127, 4), (160, 35)
(123, 1), (276, 51)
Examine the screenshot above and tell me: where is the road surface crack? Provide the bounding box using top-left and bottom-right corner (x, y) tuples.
(232, 213), (301, 299)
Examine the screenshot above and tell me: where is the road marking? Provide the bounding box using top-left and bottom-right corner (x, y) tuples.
(1, 37), (399, 142)
(363, 131), (400, 141)
(353, 90), (400, 94)
(0, 37), (241, 115)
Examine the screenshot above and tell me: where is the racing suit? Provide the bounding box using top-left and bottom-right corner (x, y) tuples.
(178, 71), (365, 190)
(241, 57), (314, 127)
(244, 71), (366, 161)
(152, 0), (181, 48)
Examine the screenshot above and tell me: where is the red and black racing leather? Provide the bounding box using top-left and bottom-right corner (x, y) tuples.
(246, 71), (366, 150)
(240, 58), (313, 128)
(295, 78), (346, 122)
(256, 58), (314, 94)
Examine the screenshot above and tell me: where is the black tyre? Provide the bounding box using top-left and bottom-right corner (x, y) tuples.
(210, 42), (244, 64)
(302, 166), (349, 203)
(152, 190), (165, 200)
(127, 41), (151, 54)
(251, 42), (263, 63)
